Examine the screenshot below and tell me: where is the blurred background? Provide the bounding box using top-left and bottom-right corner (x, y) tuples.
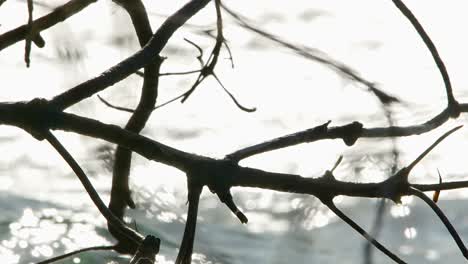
(1, 0), (468, 263)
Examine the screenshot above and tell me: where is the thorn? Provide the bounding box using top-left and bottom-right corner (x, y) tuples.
(331, 155), (343, 173)
(433, 169), (443, 203)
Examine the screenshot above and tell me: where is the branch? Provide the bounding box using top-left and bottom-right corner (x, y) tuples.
(49, 0), (212, 110)
(228, 103), (468, 162)
(179, 0), (256, 112)
(43, 130), (143, 249)
(409, 187), (468, 259)
(24, 0), (34, 67)
(108, 0), (162, 253)
(175, 179), (203, 264)
(37, 245), (115, 264)
(97, 94), (134, 113)
(390, 0), (459, 116)
(221, 3), (401, 106)
(326, 202), (406, 263)
(0, 0), (97, 51)
(129, 235), (161, 264)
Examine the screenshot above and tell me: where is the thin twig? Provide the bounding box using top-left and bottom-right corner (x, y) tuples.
(212, 73), (256, 112)
(97, 94), (134, 113)
(326, 202), (406, 263)
(406, 125), (462, 172)
(24, 0), (33, 67)
(37, 245), (115, 264)
(221, 3), (401, 106)
(135, 69), (201, 77)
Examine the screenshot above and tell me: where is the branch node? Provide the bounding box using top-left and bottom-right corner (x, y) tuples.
(448, 99), (461, 118)
(130, 235), (161, 264)
(335, 121), (363, 146)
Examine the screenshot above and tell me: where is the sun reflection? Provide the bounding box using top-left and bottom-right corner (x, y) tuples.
(399, 244), (414, 255)
(302, 209), (333, 229)
(157, 211), (178, 223)
(0, 245), (20, 264)
(425, 249), (440, 261)
(18, 208), (39, 227)
(403, 227), (417, 239)
(246, 212), (289, 233)
(32, 244), (54, 257)
(390, 204), (411, 218)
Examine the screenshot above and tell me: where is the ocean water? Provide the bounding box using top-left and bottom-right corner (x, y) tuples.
(1, 0), (468, 263)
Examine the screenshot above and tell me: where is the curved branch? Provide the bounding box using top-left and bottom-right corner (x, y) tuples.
(390, 0), (458, 112)
(409, 187), (468, 259)
(43, 130), (143, 247)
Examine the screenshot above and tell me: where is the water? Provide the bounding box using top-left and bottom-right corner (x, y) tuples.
(1, 0), (468, 263)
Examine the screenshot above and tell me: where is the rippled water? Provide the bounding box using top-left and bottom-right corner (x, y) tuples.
(1, 0), (468, 263)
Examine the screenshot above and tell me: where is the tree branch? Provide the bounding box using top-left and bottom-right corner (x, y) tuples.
(49, 0), (212, 110)
(107, 0), (162, 252)
(390, 0), (459, 116)
(0, 0), (97, 51)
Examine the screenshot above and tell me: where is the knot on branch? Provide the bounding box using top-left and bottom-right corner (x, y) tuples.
(448, 98), (461, 118)
(17, 98), (59, 140)
(333, 121), (363, 146)
(380, 169), (410, 203)
(130, 235), (161, 264)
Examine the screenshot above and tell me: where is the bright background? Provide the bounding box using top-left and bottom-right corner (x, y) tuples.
(1, 0), (468, 263)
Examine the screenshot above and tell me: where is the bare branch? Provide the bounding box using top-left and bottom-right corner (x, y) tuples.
(326, 202), (406, 264)
(221, 3), (402, 106)
(97, 94), (135, 113)
(24, 0), (34, 67)
(43, 130), (143, 246)
(410, 187), (468, 259)
(37, 245), (116, 264)
(0, 0), (97, 51)
(390, 0), (459, 115)
(108, 0), (163, 253)
(49, 0), (212, 110)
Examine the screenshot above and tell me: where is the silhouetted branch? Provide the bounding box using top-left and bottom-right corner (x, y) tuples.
(363, 199), (387, 264)
(37, 245), (116, 264)
(221, 3), (401, 106)
(108, 0), (163, 254)
(49, 0), (212, 110)
(129, 235), (160, 264)
(175, 179), (203, 264)
(24, 0), (33, 67)
(97, 94), (135, 113)
(1, 99), (468, 263)
(43, 130), (143, 246)
(326, 202), (406, 264)
(137, 69), (201, 77)
(0, 0), (97, 51)
(212, 73), (256, 112)
(390, 0), (459, 116)
(410, 187), (468, 259)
